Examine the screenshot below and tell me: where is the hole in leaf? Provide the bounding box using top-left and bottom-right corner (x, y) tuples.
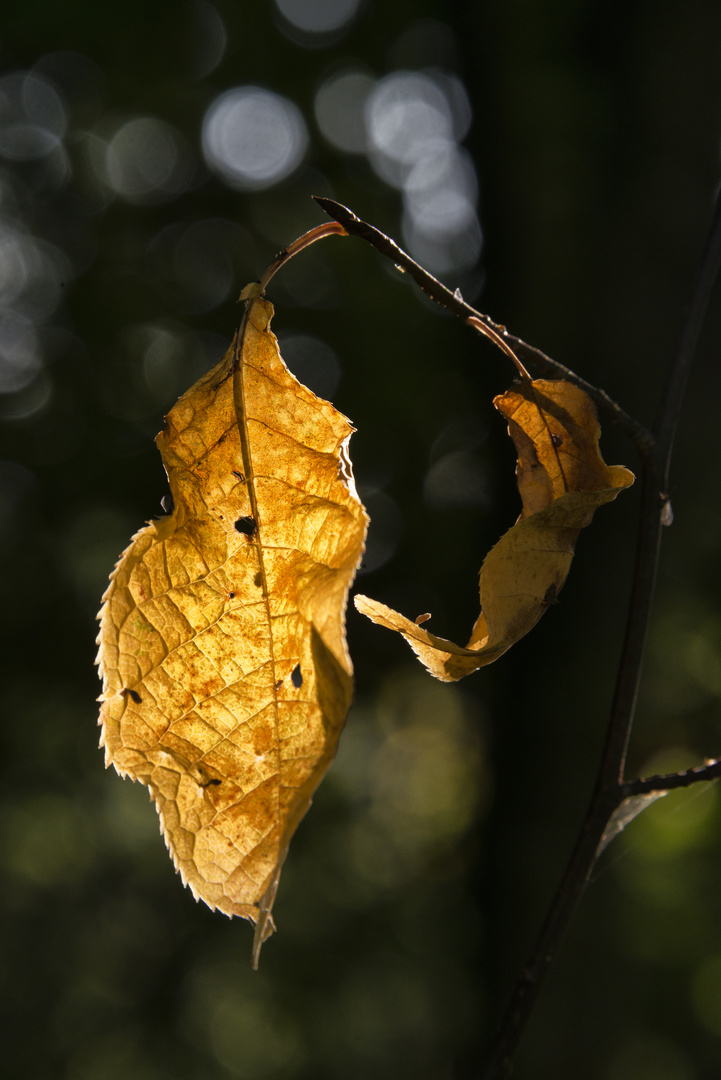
(234, 515), (257, 537)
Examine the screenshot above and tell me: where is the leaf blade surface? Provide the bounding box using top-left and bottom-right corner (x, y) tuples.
(97, 297), (367, 958)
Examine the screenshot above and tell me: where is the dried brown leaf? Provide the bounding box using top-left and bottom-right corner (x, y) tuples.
(96, 295), (368, 962)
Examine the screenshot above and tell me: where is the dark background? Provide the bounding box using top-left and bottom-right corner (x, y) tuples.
(2, 1), (721, 1078)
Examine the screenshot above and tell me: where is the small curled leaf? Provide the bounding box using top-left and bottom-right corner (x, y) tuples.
(356, 380), (634, 681)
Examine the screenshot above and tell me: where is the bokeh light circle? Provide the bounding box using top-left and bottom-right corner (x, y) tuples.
(0, 72), (66, 162)
(366, 72), (454, 169)
(404, 143), (478, 238)
(202, 87), (308, 191)
(314, 70), (374, 153)
(105, 117), (190, 203)
(274, 0), (361, 34)
(0, 312), (42, 393)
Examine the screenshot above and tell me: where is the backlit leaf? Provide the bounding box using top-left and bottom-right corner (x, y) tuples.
(96, 293), (368, 963)
(356, 379), (634, 680)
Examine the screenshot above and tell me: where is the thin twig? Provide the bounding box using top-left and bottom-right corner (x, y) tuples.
(313, 196), (654, 456)
(622, 759), (721, 796)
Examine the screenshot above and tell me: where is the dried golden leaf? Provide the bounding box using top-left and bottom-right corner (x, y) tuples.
(499, 379), (634, 513)
(97, 295), (368, 962)
(356, 379), (634, 681)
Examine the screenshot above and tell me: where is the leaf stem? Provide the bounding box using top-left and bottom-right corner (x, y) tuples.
(466, 316), (532, 380)
(256, 220), (347, 294)
(313, 196), (654, 455)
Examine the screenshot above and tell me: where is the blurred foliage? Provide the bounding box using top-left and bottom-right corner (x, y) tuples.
(1, 0), (721, 1077)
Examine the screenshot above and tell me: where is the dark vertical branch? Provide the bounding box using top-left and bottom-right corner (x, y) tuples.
(479, 192), (721, 1078)
(598, 188), (721, 788)
(479, 457), (660, 1079)
(314, 193), (721, 1077)
(478, 790), (620, 1080)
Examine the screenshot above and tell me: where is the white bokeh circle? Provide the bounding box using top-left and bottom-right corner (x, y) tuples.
(202, 87), (308, 191)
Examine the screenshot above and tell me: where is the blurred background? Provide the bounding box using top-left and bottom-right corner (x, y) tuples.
(2, 1), (721, 1077)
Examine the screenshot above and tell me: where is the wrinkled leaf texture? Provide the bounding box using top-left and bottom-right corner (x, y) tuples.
(356, 379), (634, 680)
(97, 294), (368, 962)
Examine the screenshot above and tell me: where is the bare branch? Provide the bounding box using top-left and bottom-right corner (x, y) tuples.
(313, 196), (654, 455)
(479, 191), (721, 1079)
(622, 759), (721, 796)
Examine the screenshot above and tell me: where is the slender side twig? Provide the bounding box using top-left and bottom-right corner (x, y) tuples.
(622, 759), (721, 797)
(313, 196), (654, 455)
